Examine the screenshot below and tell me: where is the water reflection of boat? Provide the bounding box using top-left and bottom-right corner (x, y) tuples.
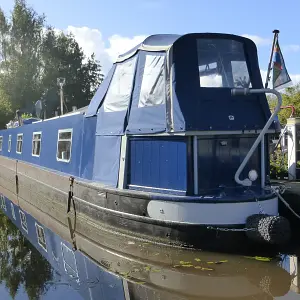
(0, 194), (295, 299)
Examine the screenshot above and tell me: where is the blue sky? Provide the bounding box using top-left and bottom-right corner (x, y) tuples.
(1, 0), (300, 82)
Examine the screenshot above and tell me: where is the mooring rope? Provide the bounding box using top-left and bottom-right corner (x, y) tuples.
(275, 189), (300, 220)
(265, 185), (300, 221)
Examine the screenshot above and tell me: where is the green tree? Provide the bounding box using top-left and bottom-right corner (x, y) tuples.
(0, 0), (103, 125)
(0, 88), (13, 128)
(0, 211), (53, 299)
(268, 83), (300, 125)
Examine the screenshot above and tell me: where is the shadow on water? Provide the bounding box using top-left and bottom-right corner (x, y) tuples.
(0, 202), (299, 300)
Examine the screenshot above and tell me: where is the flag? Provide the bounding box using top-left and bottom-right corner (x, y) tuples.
(272, 39), (292, 89)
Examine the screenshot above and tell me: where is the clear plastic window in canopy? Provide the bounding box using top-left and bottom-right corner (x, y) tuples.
(197, 39), (252, 88)
(104, 56), (137, 112)
(138, 55), (165, 108)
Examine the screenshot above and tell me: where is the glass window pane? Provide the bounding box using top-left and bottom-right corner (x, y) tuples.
(59, 132), (72, 140)
(57, 141), (71, 161)
(33, 140), (41, 155)
(197, 39), (252, 88)
(104, 57), (137, 112)
(138, 55), (165, 108)
(33, 133), (41, 140)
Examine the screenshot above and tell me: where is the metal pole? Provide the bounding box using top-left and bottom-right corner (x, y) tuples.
(57, 78), (66, 116)
(193, 136), (198, 195)
(265, 29), (280, 89)
(261, 137), (265, 188)
(60, 86), (64, 116)
(232, 88), (282, 187)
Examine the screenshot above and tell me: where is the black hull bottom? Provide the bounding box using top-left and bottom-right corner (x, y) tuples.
(0, 156), (297, 256)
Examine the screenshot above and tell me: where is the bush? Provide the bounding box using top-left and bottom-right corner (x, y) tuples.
(270, 150), (288, 179)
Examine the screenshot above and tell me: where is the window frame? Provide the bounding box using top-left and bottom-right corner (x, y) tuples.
(8, 135), (11, 153)
(0, 136), (3, 151)
(0, 194), (6, 211)
(16, 133), (23, 154)
(11, 203), (16, 220)
(61, 242), (80, 283)
(35, 222), (47, 252)
(32, 131), (42, 157)
(196, 38), (252, 89)
(19, 210), (28, 233)
(56, 128), (73, 163)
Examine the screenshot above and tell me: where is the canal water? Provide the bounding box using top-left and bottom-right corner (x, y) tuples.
(0, 208), (300, 300)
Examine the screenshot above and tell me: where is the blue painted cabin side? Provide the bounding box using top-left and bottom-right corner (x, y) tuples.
(0, 113), (97, 180)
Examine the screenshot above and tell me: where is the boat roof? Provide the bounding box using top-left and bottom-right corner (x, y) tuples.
(86, 32), (273, 134)
(116, 33), (255, 62)
(117, 34), (181, 62)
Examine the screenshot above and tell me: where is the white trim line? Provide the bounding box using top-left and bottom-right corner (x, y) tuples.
(127, 129), (276, 137)
(19, 210), (28, 233)
(61, 242), (80, 283)
(118, 135), (128, 189)
(128, 184), (185, 193)
(35, 222), (47, 252)
(147, 197), (278, 225)
(261, 138), (265, 188)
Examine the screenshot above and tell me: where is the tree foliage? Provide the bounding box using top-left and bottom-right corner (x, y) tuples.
(0, 211), (53, 299)
(0, 0), (103, 126)
(268, 83), (300, 125)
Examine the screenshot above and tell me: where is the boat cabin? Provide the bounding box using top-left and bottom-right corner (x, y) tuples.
(0, 33), (276, 198)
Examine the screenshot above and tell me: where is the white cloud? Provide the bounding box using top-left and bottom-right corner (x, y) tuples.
(242, 34), (271, 46)
(61, 27), (300, 86)
(66, 26), (146, 74)
(106, 34), (147, 62)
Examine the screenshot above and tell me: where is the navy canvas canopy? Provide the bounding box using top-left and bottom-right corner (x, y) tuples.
(86, 33), (273, 135)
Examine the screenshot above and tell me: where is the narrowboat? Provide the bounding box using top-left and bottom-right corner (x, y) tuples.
(0, 33), (292, 253)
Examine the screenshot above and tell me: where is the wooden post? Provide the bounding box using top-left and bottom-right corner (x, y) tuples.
(265, 29), (280, 89)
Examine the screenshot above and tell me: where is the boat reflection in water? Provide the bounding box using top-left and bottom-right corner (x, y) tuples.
(0, 194), (299, 300)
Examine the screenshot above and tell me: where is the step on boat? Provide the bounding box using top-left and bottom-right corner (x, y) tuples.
(0, 33), (291, 253)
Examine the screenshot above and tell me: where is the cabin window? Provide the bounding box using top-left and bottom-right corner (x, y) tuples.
(8, 135), (11, 152)
(0, 136), (3, 151)
(138, 55), (165, 107)
(104, 56), (137, 112)
(57, 129), (72, 162)
(16, 133), (23, 154)
(19, 210), (28, 233)
(0, 194), (6, 211)
(11, 203), (16, 220)
(32, 132), (42, 157)
(61, 243), (79, 283)
(35, 223), (47, 251)
(197, 39), (251, 88)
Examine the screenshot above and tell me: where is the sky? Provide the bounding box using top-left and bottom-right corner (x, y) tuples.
(1, 0), (300, 84)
